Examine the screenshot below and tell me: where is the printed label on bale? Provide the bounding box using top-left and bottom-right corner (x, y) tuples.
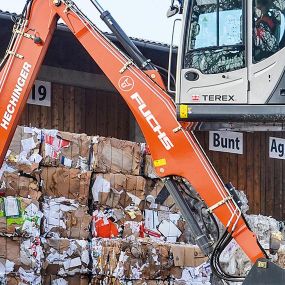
(209, 131), (243, 154)
(269, 137), (285, 159)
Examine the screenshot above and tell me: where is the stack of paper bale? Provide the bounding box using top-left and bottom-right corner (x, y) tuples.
(0, 126), (43, 284)
(2, 126), (284, 284)
(89, 238), (209, 283)
(40, 129), (92, 282)
(0, 126), (42, 199)
(88, 137), (211, 283)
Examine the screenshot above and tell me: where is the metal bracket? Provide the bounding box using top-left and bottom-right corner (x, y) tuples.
(13, 29), (35, 40)
(119, 60), (133, 74)
(173, 126), (182, 133)
(6, 51), (24, 59)
(207, 195), (233, 214)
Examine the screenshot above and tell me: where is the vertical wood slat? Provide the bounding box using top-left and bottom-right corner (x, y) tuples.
(274, 132), (283, 220)
(74, 87), (82, 134)
(253, 132), (261, 214)
(69, 86), (75, 133)
(246, 133), (254, 213)
(267, 132), (275, 217)
(51, 83), (59, 130)
(63, 85), (73, 132)
(18, 105), (29, 126)
(28, 104), (41, 129)
(260, 132), (266, 215)
(85, 89), (95, 135)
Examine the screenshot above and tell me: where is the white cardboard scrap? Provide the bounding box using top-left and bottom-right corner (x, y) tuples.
(92, 175), (110, 202)
(158, 219), (182, 241)
(63, 257), (82, 270)
(21, 137), (37, 152)
(4, 197), (20, 217)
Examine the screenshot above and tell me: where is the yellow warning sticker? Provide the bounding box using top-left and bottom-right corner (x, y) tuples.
(180, 105), (188, 119)
(153, 158), (167, 167)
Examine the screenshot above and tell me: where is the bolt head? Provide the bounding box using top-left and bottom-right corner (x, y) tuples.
(53, 0), (61, 6)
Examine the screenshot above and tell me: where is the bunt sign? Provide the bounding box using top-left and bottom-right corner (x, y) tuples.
(269, 137), (285, 159)
(209, 131), (243, 154)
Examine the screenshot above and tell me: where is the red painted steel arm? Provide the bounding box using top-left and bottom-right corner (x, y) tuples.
(0, 0), (265, 263)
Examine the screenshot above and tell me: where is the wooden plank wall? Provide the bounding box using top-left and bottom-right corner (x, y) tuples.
(195, 131), (285, 220)
(19, 83), (131, 140)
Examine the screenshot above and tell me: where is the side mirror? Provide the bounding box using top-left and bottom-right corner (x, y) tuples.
(167, 5), (179, 18)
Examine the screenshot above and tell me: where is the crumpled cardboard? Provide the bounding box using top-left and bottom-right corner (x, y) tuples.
(0, 171), (41, 199)
(0, 237), (43, 275)
(177, 262), (212, 285)
(171, 244), (208, 267)
(43, 275), (89, 285)
(143, 155), (158, 179)
(0, 270), (41, 285)
(41, 167), (91, 204)
(91, 173), (146, 209)
(42, 197), (91, 239)
(0, 197), (42, 237)
(41, 130), (91, 170)
(90, 238), (208, 280)
(42, 238), (89, 276)
(5, 126), (42, 170)
(91, 137), (143, 175)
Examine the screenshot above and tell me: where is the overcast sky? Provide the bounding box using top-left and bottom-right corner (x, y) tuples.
(0, 0), (181, 44)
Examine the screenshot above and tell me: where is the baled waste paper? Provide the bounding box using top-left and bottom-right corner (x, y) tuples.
(91, 136), (143, 175)
(90, 238), (208, 280)
(41, 130), (91, 170)
(42, 238), (89, 276)
(0, 126), (284, 284)
(0, 197), (42, 237)
(0, 236), (43, 275)
(42, 197), (90, 239)
(41, 167), (91, 204)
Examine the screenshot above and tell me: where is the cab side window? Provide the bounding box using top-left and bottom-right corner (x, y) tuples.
(253, 0), (285, 62)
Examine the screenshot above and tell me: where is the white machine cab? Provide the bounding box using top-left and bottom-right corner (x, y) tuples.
(176, 0), (285, 121)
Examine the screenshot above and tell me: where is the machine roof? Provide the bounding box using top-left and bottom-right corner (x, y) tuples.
(0, 10), (177, 75)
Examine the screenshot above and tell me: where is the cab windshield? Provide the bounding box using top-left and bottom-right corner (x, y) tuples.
(184, 0), (245, 74)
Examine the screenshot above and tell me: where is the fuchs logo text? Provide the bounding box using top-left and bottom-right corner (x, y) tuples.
(1, 62), (32, 130)
(131, 92), (174, 150)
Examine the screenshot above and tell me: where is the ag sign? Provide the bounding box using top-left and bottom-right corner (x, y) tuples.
(269, 137), (285, 159)
(209, 131), (243, 154)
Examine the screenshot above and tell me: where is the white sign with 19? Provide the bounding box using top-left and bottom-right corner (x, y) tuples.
(27, 80), (51, 107)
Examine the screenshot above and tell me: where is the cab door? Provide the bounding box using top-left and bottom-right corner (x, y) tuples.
(176, 0), (248, 105)
(248, 0), (285, 104)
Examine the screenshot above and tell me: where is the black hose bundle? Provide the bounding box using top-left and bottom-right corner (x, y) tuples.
(210, 228), (246, 283)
